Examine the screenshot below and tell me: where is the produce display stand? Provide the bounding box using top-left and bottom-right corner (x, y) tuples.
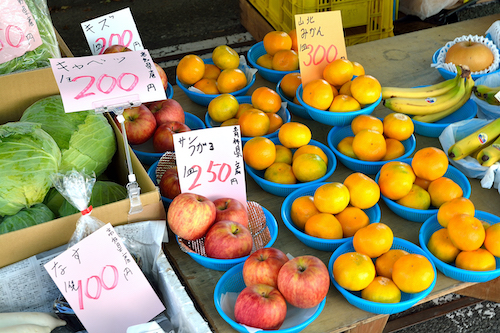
(161, 13), (500, 333)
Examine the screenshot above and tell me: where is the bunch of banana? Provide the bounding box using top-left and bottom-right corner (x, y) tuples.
(473, 84), (500, 106)
(381, 65), (474, 122)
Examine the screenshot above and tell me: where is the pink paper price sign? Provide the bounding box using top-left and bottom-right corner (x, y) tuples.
(173, 126), (247, 207)
(50, 50), (166, 112)
(295, 11), (347, 86)
(44, 224), (165, 333)
(0, 0), (43, 64)
(81, 8), (144, 55)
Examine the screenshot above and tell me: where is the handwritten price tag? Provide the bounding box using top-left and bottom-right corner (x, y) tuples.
(50, 50), (166, 112)
(295, 11), (347, 86)
(173, 126), (247, 206)
(44, 224), (165, 333)
(0, 0), (43, 64)
(81, 8), (144, 55)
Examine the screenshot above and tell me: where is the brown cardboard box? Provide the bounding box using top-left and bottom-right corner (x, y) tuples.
(0, 67), (165, 269)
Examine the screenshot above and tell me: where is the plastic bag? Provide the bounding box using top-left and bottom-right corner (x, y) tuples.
(470, 72), (500, 119)
(399, 0), (460, 21)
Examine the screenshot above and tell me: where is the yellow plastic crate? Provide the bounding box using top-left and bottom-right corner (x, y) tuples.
(248, 0), (395, 46)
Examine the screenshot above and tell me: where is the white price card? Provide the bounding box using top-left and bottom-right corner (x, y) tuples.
(173, 126), (247, 206)
(44, 223), (165, 333)
(81, 7), (144, 55)
(0, 0), (43, 64)
(50, 50), (166, 112)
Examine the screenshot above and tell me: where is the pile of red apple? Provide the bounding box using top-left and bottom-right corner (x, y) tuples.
(233, 247), (330, 330)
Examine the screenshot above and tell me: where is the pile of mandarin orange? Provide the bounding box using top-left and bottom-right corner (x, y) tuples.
(257, 30), (299, 72)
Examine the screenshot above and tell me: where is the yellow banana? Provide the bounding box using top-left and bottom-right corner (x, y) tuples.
(412, 74), (474, 123)
(473, 84), (500, 106)
(381, 71), (461, 99)
(470, 139), (494, 160)
(447, 118), (500, 160)
(476, 135), (500, 167)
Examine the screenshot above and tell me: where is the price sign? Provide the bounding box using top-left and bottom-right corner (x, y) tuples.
(173, 126), (247, 206)
(44, 223), (165, 333)
(50, 50), (166, 112)
(81, 8), (144, 55)
(295, 11), (347, 86)
(0, 0), (43, 64)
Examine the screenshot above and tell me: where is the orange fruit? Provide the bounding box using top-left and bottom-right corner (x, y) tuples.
(177, 54), (205, 85)
(242, 136), (276, 170)
(304, 213), (343, 239)
(338, 80), (352, 96)
(411, 147), (449, 181)
(352, 129), (387, 161)
(382, 138), (406, 161)
(236, 103), (253, 118)
(238, 108), (271, 137)
(323, 58), (354, 87)
(427, 177), (463, 208)
(383, 113), (414, 141)
(301, 79), (335, 111)
(288, 29), (298, 52)
(280, 72), (302, 99)
(353, 222), (394, 258)
(335, 206), (370, 238)
(221, 118), (239, 126)
(350, 74), (381, 105)
(427, 228), (460, 263)
(343, 172), (380, 209)
(278, 122), (311, 149)
(202, 63), (221, 80)
(193, 78), (219, 95)
(396, 184), (431, 210)
(375, 249), (409, 279)
(413, 176), (431, 190)
(392, 254), (435, 293)
(266, 113), (283, 134)
(484, 223), (500, 257)
(263, 31), (292, 56)
(212, 45), (240, 70)
(274, 145), (293, 164)
(361, 276), (402, 303)
(207, 93), (239, 123)
(272, 49), (299, 71)
(264, 162), (297, 184)
(293, 145), (328, 164)
(351, 114), (383, 135)
(378, 161), (415, 200)
(456, 248), (496, 271)
(333, 251), (376, 291)
(437, 197), (475, 228)
(351, 61), (365, 76)
(313, 182), (350, 214)
(290, 195), (320, 230)
(329, 94), (361, 112)
(256, 54), (274, 69)
(336, 136), (357, 159)
(252, 86), (282, 113)
(447, 214), (485, 251)
(292, 153), (327, 182)
(217, 68), (247, 93)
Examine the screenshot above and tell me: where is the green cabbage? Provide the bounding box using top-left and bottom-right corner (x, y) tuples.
(20, 95), (116, 177)
(0, 122), (61, 216)
(0, 203), (54, 235)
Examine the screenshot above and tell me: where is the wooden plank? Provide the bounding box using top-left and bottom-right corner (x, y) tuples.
(239, 0), (274, 41)
(456, 276), (500, 303)
(349, 316), (389, 333)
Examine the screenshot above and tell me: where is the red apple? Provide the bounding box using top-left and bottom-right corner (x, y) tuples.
(204, 220), (253, 259)
(153, 121), (191, 153)
(159, 167), (180, 200)
(277, 255), (330, 309)
(234, 284), (287, 330)
(242, 247), (289, 288)
(167, 192), (216, 240)
(117, 104), (157, 145)
(148, 99), (185, 126)
(103, 44), (132, 53)
(213, 197), (249, 228)
(155, 63), (169, 91)
(445, 41), (494, 72)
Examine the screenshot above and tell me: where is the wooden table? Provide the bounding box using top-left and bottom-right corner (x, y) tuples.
(162, 14), (500, 333)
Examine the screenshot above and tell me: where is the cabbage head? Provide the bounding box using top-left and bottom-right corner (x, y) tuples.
(20, 95), (116, 177)
(0, 122), (61, 217)
(0, 203), (55, 235)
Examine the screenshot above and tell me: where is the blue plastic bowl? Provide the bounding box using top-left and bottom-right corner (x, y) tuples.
(281, 182), (382, 251)
(204, 96), (292, 144)
(419, 211), (500, 283)
(296, 84), (382, 127)
(147, 160), (172, 208)
(214, 262), (326, 332)
(245, 138), (337, 197)
(375, 158), (472, 223)
(411, 98), (477, 138)
(327, 126), (416, 175)
(276, 76), (312, 120)
(177, 206), (279, 271)
(176, 59), (256, 106)
(166, 82), (174, 99)
(132, 112), (206, 166)
(328, 237), (437, 314)
(247, 41), (299, 83)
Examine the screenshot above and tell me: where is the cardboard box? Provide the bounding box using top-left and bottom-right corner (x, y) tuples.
(0, 67), (166, 269)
